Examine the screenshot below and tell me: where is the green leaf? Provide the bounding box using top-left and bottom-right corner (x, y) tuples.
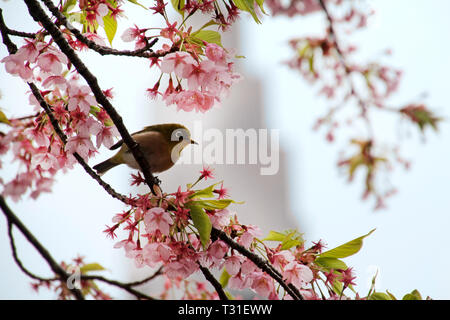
(127, 0), (148, 9)
(80, 263), (106, 274)
(191, 30), (222, 46)
(62, 0), (77, 13)
(190, 199), (239, 211)
(402, 289), (422, 300)
(188, 205), (212, 248)
(315, 257), (348, 271)
(190, 183), (220, 199)
(170, 0), (185, 15)
(233, 0), (261, 23)
(369, 292), (392, 300)
(319, 229), (376, 259)
(103, 14), (117, 46)
(219, 269), (231, 288)
(386, 290), (397, 300)
(263, 230), (303, 250)
(0, 110), (10, 125)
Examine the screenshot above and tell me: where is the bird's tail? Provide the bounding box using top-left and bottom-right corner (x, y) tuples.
(93, 158), (119, 176)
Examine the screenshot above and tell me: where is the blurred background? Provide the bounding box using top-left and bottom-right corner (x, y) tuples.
(1, 0), (450, 299)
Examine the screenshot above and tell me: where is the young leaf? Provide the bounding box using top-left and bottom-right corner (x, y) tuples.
(314, 257), (348, 271)
(190, 199), (238, 210)
(103, 14), (117, 45)
(263, 230), (304, 250)
(127, 0), (148, 9)
(233, 0), (261, 23)
(319, 229), (376, 259)
(369, 292), (392, 300)
(191, 30), (222, 46)
(0, 110), (11, 125)
(219, 269), (231, 288)
(80, 263), (106, 273)
(188, 205), (212, 248)
(189, 183), (220, 199)
(62, 0), (77, 13)
(402, 289), (422, 300)
(170, 0), (185, 15)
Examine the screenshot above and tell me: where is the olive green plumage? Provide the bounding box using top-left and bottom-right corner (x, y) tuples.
(93, 123), (197, 176)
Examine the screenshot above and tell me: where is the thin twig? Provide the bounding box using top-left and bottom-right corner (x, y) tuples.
(80, 275), (156, 300)
(41, 0), (177, 59)
(124, 266), (164, 287)
(7, 220), (57, 282)
(198, 263), (228, 300)
(0, 195), (85, 300)
(318, 0), (373, 136)
(24, 0), (160, 194)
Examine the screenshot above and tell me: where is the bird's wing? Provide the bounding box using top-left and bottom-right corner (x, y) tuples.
(109, 126), (159, 150)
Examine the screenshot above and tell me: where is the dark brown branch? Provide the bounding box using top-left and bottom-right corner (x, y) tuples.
(211, 228), (304, 300)
(124, 266), (164, 287)
(23, 0), (160, 194)
(7, 221), (57, 282)
(41, 0), (176, 59)
(80, 275), (156, 300)
(0, 195), (85, 300)
(198, 263), (229, 300)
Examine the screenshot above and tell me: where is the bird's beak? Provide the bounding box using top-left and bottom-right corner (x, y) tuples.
(190, 139), (198, 145)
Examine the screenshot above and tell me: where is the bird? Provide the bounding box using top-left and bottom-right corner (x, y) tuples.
(93, 123), (197, 176)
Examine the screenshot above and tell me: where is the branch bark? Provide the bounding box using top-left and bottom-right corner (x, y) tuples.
(0, 195), (85, 300)
(23, 0), (160, 194)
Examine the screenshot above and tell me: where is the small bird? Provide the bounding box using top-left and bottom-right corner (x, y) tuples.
(93, 123), (197, 176)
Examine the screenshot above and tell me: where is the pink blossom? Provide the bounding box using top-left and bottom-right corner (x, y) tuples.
(65, 134), (95, 160)
(182, 60), (215, 90)
(36, 49), (68, 75)
(1, 54), (33, 81)
(224, 254), (244, 276)
(121, 26), (142, 42)
(272, 250), (295, 272)
(30, 149), (58, 171)
(203, 240), (228, 267)
(174, 90), (215, 113)
(229, 272), (253, 290)
(84, 33), (107, 46)
(2, 172), (34, 201)
(239, 225), (262, 248)
(282, 261), (313, 288)
(41, 75), (67, 89)
(96, 125), (119, 149)
(30, 177), (54, 199)
(16, 40), (45, 63)
(160, 51), (196, 77)
(209, 209), (232, 229)
(250, 272), (275, 298)
(143, 242), (173, 267)
(24, 125), (50, 148)
(68, 85), (97, 114)
(143, 207), (173, 236)
(75, 117), (103, 137)
(205, 43), (227, 65)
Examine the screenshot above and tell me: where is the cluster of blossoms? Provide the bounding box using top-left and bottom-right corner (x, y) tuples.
(121, 23), (242, 113)
(264, 0), (440, 208)
(104, 168), (364, 300)
(0, 39), (119, 201)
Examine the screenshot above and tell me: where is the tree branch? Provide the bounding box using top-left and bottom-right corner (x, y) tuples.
(198, 263), (228, 300)
(23, 0), (160, 194)
(0, 13), (130, 205)
(211, 228), (304, 300)
(6, 220), (57, 283)
(41, 0), (177, 59)
(0, 195), (85, 300)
